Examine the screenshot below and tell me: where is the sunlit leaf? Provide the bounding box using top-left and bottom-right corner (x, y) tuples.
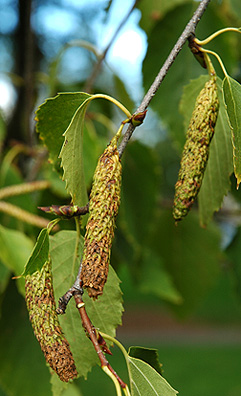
(36, 93), (91, 172)
(223, 76), (241, 187)
(50, 230), (123, 378)
(59, 102), (90, 206)
(128, 355), (178, 396)
(21, 228), (49, 277)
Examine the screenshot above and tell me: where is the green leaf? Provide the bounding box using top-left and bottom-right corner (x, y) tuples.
(59, 102), (90, 206)
(113, 74), (135, 114)
(128, 346), (163, 376)
(128, 356), (178, 396)
(50, 230), (123, 378)
(179, 75), (233, 226)
(120, 141), (160, 245)
(138, 0), (190, 33)
(21, 228), (49, 277)
(0, 261), (10, 295)
(223, 76), (241, 187)
(139, 248), (183, 304)
(0, 225), (34, 295)
(148, 210), (221, 316)
(36, 92), (91, 173)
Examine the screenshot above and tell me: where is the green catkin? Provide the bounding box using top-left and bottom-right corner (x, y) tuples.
(80, 137), (121, 299)
(25, 261), (78, 382)
(173, 74), (219, 221)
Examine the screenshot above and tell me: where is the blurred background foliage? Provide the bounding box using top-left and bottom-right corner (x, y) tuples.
(0, 0), (241, 395)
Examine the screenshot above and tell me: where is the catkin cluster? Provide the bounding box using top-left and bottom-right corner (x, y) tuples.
(80, 139), (121, 299)
(25, 261), (78, 382)
(173, 75), (219, 221)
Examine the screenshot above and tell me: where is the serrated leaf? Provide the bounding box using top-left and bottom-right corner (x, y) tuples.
(21, 228), (49, 277)
(59, 102), (90, 206)
(0, 225), (34, 295)
(128, 356), (178, 396)
(36, 93), (91, 172)
(179, 75), (233, 226)
(139, 248), (183, 304)
(50, 230), (123, 378)
(223, 76), (241, 187)
(128, 346), (163, 376)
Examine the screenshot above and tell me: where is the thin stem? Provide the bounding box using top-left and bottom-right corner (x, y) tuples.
(102, 366), (122, 396)
(84, 1), (139, 92)
(118, 0), (212, 157)
(73, 292), (128, 390)
(195, 27), (241, 46)
(100, 332), (132, 395)
(199, 47), (229, 78)
(90, 94), (132, 118)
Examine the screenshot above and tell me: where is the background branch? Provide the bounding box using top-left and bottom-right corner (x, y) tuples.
(118, 0), (212, 157)
(84, 0), (139, 93)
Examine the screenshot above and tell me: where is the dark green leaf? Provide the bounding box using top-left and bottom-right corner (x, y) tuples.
(21, 228), (49, 277)
(120, 141), (160, 245)
(128, 346), (163, 375)
(148, 210), (221, 316)
(0, 225), (34, 295)
(113, 74), (135, 114)
(50, 230), (123, 378)
(223, 76), (241, 187)
(128, 356), (178, 396)
(139, 248), (183, 304)
(36, 93), (91, 173)
(137, 0), (190, 34)
(59, 102), (90, 206)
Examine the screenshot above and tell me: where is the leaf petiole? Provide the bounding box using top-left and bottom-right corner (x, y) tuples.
(89, 94), (132, 118)
(195, 27), (241, 46)
(197, 47), (229, 78)
(102, 366), (122, 396)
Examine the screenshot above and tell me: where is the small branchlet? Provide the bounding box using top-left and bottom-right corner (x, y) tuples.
(38, 203), (89, 218)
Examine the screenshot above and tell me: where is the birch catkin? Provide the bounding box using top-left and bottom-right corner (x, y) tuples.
(25, 261), (78, 382)
(173, 75), (219, 221)
(80, 137), (121, 299)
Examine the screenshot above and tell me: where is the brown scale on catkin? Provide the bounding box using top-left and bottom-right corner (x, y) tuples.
(173, 72), (219, 222)
(80, 137), (121, 299)
(25, 261), (78, 382)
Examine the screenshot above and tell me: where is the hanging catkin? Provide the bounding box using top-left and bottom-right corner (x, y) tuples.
(25, 261), (78, 382)
(80, 137), (121, 299)
(173, 73), (219, 221)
